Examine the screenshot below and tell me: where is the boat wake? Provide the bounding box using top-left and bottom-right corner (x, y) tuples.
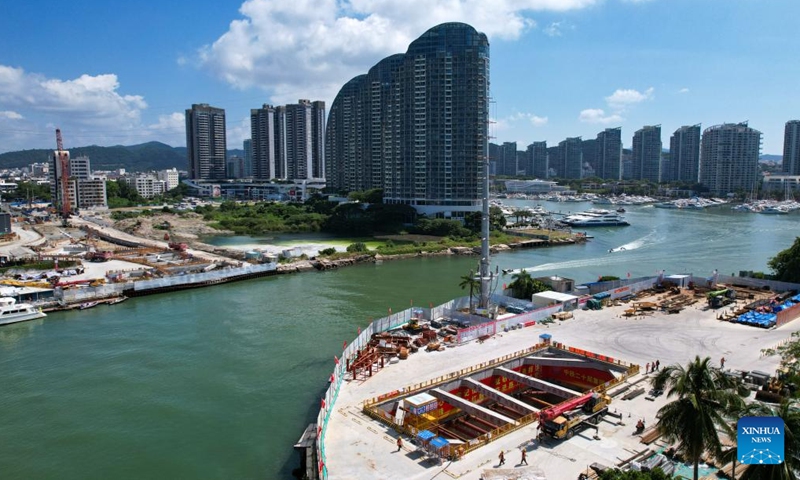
(608, 231), (658, 253)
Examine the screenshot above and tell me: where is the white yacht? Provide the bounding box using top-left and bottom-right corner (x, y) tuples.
(0, 297), (47, 326)
(561, 209), (629, 227)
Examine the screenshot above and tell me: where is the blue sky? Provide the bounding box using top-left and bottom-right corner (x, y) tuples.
(1, 0), (797, 155)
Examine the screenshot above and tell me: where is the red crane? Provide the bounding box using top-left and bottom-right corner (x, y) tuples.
(55, 128), (71, 221)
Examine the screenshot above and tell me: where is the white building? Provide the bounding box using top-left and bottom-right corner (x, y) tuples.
(157, 168), (179, 191)
(123, 174), (167, 199)
(762, 174), (800, 194)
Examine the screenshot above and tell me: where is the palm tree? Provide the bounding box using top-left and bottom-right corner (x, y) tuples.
(510, 269), (534, 299)
(518, 209), (534, 226)
(651, 356), (744, 480)
(459, 271), (479, 313)
(727, 399), (800, 480)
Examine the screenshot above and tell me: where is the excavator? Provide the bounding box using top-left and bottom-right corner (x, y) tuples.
(540, 392), (613, 440)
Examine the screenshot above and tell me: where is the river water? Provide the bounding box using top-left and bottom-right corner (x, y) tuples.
(0, 201), (797, 479)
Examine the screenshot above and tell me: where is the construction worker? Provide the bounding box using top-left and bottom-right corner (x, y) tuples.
(520, 448), (528, 465)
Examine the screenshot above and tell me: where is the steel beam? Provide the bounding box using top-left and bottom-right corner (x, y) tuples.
(462, 378), (538, 414)
(495, 367), (581, 398)
(430, 388), (516, 426)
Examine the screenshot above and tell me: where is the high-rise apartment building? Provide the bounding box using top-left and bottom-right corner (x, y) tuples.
(186, 103), (226, 180)
(326, 22), (489, 217)
(595, 127), (622, 180)
(700, 122), (762, 196)
(243, 139), (253, 178)
(526, 141), (548, 179)
(500, 142), (518, 176)
(250, 104), (278, 180)
(277, 100), (325, 181)
(581, 139), (597, 178)
(668, 125), (701, 184)
(632, 125), (662, 182)
(251, 100), (325, 181)
(558, 137), (583, 179)
(783, 120), (800, 175)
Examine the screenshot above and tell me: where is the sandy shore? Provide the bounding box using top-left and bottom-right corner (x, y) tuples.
(325, 296), (798, 480)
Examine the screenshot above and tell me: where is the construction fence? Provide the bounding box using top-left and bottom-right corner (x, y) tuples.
(131, 263), (276, 291)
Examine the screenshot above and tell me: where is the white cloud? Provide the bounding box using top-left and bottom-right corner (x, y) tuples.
(503, 112), (548, 127)
(579, 108), (623, 124)
(225, 115), (252, 148)
(544, 21), (563, 37)
(197, 0), (599, 104)
(0, 64), (159, 151)
(679, 87), (689, 94)
(604, 87), (654, 109)
(0, 65), (146, 126)
(0, 110), (23, 120)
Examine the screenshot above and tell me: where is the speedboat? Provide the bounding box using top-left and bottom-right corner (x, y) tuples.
(0, 297), (47, 326)
(107, 296), (128, 305)
(79, 301), (99, 310)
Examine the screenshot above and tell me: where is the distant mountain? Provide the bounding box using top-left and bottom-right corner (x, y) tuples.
(0, 142), (243, 172)
(760, 154), (782, 163)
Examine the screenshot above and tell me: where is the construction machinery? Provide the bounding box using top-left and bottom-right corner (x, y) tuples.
(707, 288), (736, 309)
(540, 392), (612, 440)
(55, 129), (71, 226)
(85, 251), (113, 262)
(163, 232), (188, 252)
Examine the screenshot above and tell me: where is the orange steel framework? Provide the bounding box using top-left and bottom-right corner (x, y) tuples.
(55, 128), (71, 220)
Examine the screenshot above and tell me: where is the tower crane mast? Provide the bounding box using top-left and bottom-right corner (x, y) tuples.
(55, 128), (71, 223)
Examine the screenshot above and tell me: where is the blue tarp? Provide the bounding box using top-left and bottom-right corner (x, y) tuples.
(416, 430), (435, 442)
(430, 437), (449, 449)
(593, 292), (611, 300)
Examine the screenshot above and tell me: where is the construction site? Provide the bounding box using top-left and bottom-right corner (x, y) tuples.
(362, 339), (636, 461)
(317, 275), (800, 480)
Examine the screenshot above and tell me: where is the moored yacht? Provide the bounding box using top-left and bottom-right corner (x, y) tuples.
(561, 209), (629, 227)
(0, 297), (47, 326)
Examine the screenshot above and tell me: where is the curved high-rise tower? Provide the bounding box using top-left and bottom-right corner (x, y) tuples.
(325, 22), (489, 219)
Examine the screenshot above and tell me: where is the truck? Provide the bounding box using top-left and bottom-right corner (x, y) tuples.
(540, 392), (611, 440)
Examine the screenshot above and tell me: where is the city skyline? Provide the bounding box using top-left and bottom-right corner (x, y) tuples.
(1, 0), (799, 155)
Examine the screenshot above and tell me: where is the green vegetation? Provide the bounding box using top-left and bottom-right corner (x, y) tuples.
(346, 242), (368, 253)
(318, 247), (337, 256)
(768, 236), (800, 283)
(598, 468), (671, 480)
(459, 272), (480, 313)
(0, 259), (80, 274)
(196, 201), (327, 234)
(651, 356), (744, 480)
(0, 181), (51, 202)
(598, 275), (621, 282)
(508, 269), (550, 299)
(106, 179), (146, 208)
(0, 141), (185, 171)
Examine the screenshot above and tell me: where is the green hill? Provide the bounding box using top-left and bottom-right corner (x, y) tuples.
(0, 142), (187, 171)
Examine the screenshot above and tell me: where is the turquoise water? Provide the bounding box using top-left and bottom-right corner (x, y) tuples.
(672, 461), (718, 479)
(1, 204), (798, 479)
